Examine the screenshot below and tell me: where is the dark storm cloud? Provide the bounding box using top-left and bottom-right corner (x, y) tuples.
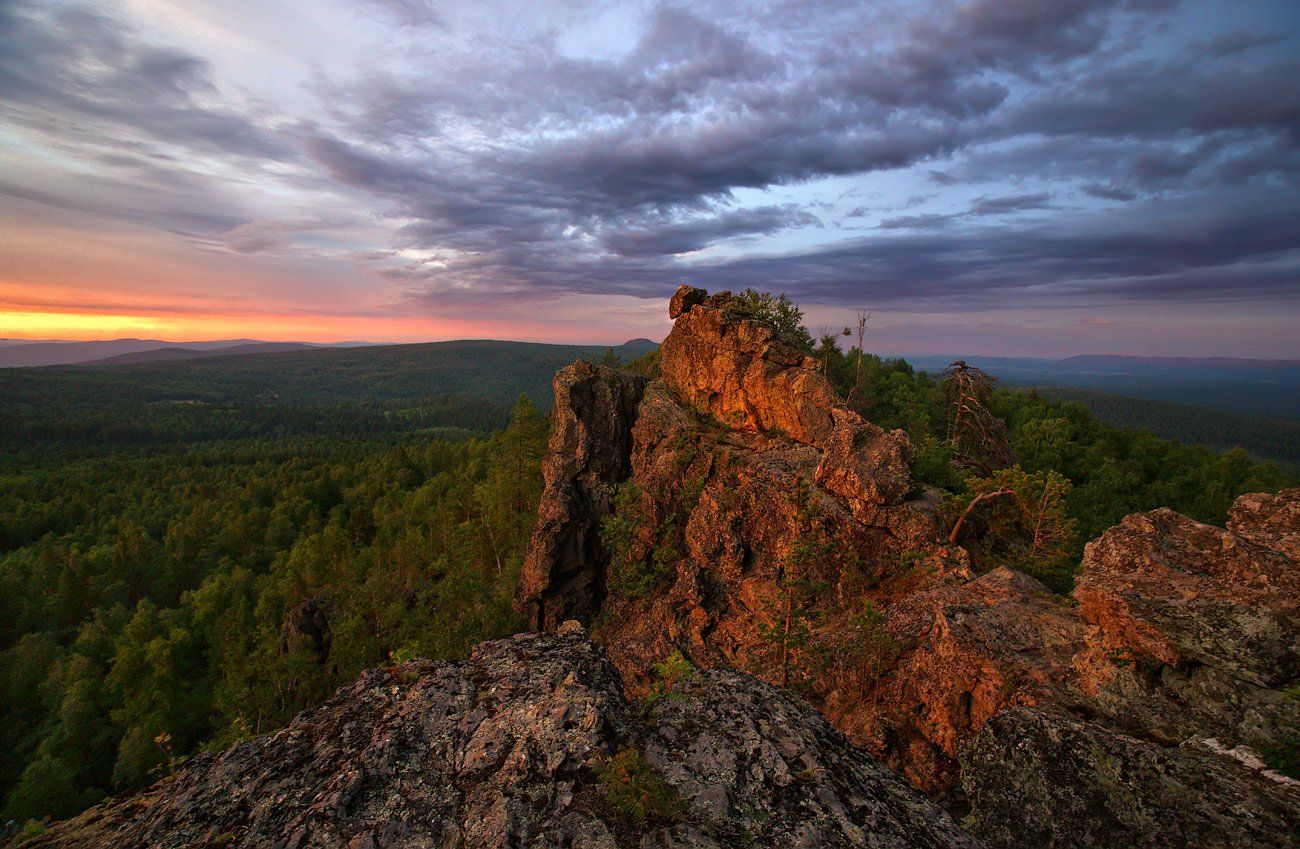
(1202, 30), (1286, 58)
(968, 193), (1054, 215)
(675, 193), (1300, 309)
(601, 206), (819, 257)
(294, 0), (1298, 312)
(877, 214), (957, 231)
(5, 0), (1298, 316)
(1005, 57), (1300, 141)
(1081, 184), (1138, 202)
(878, 192), (1054, 230)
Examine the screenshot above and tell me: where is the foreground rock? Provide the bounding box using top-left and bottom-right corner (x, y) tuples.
(1072, 500), (1300, 753)
(29, 629), (981, 849)
(963, 707), (1300, 849)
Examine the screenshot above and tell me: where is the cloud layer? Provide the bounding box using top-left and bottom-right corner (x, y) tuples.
(1, 0), (1297, 352)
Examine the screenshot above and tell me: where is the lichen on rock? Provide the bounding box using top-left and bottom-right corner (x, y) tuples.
(26, 631), (982, 849)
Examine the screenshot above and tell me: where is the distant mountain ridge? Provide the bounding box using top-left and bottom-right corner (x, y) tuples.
(0, 337), (659, 369)
(1058, 354), (1300, 371)
(903, 353), (1300, 418)
(905, 353), (1300, 373)
(0, 338), (335, 368)
(0, 339), (662, 412)
(84, 342), (317, 366)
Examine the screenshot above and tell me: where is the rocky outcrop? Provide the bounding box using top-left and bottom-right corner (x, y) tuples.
(1076, 505), (1298, 688)
(520, 286), (1300, 849)
(1228, 487), (1300, 560)
(952, 495), (1300, 848)
(517, 361), (646, 630)
(28, 629), (981, 849)
(814, 408), (914, 513)
(1072, 501), (1300, 754)
(830, 567), (1086, 797)
(658, 286), (849, 449)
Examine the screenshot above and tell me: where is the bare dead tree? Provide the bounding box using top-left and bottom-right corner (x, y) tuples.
(941, 361), (1013, 470)
(854, 310), (870, 387)
(844, 309), (871, 406)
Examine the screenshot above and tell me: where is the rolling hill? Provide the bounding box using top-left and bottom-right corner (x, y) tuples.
(83, 341), (317, 365)
(0, 338), (656, 411)
(1027, 386), (1300, 468)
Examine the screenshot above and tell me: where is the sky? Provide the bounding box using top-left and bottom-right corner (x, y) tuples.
(1, 0), (1298, 356)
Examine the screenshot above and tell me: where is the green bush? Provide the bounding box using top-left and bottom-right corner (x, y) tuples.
(647, 651), (696, 702)
(726, 289), (816, 353)
(595, 746), (683, 828)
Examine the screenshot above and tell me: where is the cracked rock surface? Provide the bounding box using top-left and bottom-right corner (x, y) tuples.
(27, 628), (980, 849)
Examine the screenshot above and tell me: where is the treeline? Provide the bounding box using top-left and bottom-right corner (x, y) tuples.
(0, 339), (653, 413)
(1027, 386), (1300, 467)
(805, 334), (1293, 584)
(0, 395), (510, 472)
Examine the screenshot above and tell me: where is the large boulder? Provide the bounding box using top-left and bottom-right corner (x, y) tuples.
(815, 408), (915, 511)
(831, 567), (1085, 797)
(954, 490), (1300, 848)
(516, 360), (646, 630)
(1075, 505), (1299, 690)
(28, 630), (982, 849)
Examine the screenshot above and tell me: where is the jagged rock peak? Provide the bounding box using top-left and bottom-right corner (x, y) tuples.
(516, 360), (646, 630)
(28, 630), (982, 849)
(659, 285), (915, 507)
(659, 284), (845, 449)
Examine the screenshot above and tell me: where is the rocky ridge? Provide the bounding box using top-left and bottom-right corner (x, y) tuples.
(517, 285), (1300, 848)
(26, 627), (980, 849)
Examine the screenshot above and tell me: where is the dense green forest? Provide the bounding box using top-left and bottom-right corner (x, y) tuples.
(1, 316), (1293, 828)
(802, 333), (1293, 585)
(0, 339), (653, 412)
(1, 392), (546, 825)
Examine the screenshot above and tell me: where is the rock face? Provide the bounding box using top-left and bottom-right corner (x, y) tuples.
(956, 493), (1300, 849)
(832, 566), (1086, 796)
(28, 629), (981, 849)
(1077, 506), (1298, 688)
(517, 360), (647, 630)
(1228, 488), (1300, 560)
(1072, 500), (1300, 752)
(519, 286), (1300, 849)
(658, 287), (845, 448)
